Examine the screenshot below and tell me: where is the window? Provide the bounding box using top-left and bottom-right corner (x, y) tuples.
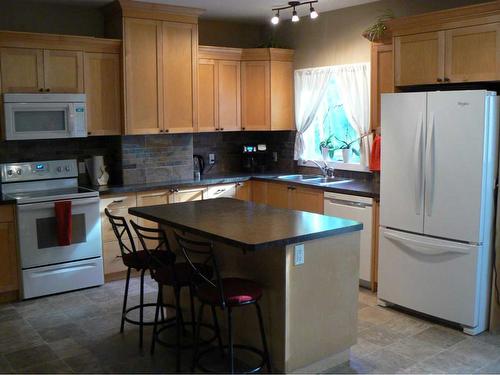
(301, 79), (361, 164)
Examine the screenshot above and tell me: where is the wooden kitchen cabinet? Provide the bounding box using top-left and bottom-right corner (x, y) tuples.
(235, 181), (252, 201)
(218, 60), (241, 131)
(84, 52), (122, 136)
(0, 205), (19, 300)
(266, 182), (290, 210)
(445, 24), (500, 83)
(290, 186), (324, 214)
(136, 190), (170, 228)
(123, 17), (163, 135)
(241, 48), (294, 131)
(370, 43), (394, 131)
(100, 193), (137, 243)
(0, 47), (83, 93)
(251, 180), (268, 204)
(0, 47), (43, 93)
(204, 184), (236, 199)
(169, 187), (205, 203)
(394, 31), (444, 86)
(43, 49), (84, 93)
(162, 21), (197, 133)
(198, 58), (218, 132)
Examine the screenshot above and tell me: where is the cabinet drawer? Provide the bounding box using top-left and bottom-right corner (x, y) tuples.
(0, 205), (14, 223)
(204, 184), (236, 199)
(103, 240), (129, 275)
(100, 193), (137, 243)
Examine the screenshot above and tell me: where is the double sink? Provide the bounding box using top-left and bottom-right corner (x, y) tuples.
(276, 174), (354, 187)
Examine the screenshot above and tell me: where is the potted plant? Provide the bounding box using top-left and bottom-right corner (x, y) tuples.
(319, 134), (338, 160)
(362, 10), (394, 43)
(334, 132), (371, 163)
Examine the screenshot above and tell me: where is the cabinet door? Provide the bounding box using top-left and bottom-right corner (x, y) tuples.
(103, 240), (129, 275)
(124, 18), (163, 134)
(0, 222), (18, 294)
(163, 21), (197, 133)
(370, 43), (394, 131)
(394, 31), (445, 86)
(270, 61), (294, 130)
(445, 24), (500, 83)
(241, 61), (270, 130)
(136, 190), (170, 229)
(43, 50), (84, 93)
(251, 180), (268, 204)
(84, 53), (122, 136)
(267, 182), (290, 209)
(198, 58), (218, 132)
(169, 188), (205, 203)
(290, 187), (324, 214)
(204, 184), (236, 199)
(100, 193), (137, 243)
(235, 181), (252, 201)
(218, 60), (241, 131)
(0, 47), (43, 93)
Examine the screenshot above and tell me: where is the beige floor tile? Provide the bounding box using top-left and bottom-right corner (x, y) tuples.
(481, 357), (500, 374)
(359, 325), (404, 347)
(413, 325), (467, 349)
(358, 306), (399, 325)
(358, 289), (377, 306)
(447, 338), (500, 369)
(387, 336), (443, 362)
(381, 315), (433, 337)
(359, 348), (416, 373)
(351, 337), (384, 358)
(48, 338), (92, 360)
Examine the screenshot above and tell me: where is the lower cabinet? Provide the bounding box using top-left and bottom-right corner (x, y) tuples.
(235, 181), (252, 201)
(260, 181), (324, 214)
(0, 205), (19, 300)
(204, 184), (236, 199)
(169, 187), (205, 203)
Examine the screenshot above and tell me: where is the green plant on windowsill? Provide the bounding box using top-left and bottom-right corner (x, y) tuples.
(319, 134), (339, 159)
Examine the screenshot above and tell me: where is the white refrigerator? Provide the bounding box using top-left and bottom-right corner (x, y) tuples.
(379, 90), (499, 335)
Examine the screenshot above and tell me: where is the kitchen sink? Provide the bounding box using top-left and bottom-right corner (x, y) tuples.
(317, 178), (354, 186)
(277, 174), (323, 181)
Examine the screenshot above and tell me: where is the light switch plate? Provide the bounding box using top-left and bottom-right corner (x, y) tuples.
(208, 153), (216, 165)
(294, 244), (305, 266)
(273, 152), (278, 162)
(78, 162), (86, 174)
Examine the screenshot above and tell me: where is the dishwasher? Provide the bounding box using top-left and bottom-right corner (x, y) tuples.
(324, 192), (373, 287)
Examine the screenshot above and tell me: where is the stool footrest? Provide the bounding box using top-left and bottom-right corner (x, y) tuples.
(196, 344), (267, 374)
(155, 321), (218, 350)
(123, 303), (176, 326)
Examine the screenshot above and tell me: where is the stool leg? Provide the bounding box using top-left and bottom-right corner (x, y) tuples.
(120, 267), (131, 333)
(174, 286), (182, 372)
(256, 302), (272, 372)
(192, 303), (205, 373)
(139, 268), (146, 348)
(227, 307), (234, 374)
(189, 285), (196, 338)
(210, 305), (224, 357)
(151, 284), (162, 355)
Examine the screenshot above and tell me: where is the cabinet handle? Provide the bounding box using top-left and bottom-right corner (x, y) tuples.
(242, 127), (246, 131)
(165, 129), (169, 133)
(45, 88), (50, 92)
(88, 132), (92, 135)
(115, 255), (122, 258)
(444, 77), (450, 82)
(111, 199), (124, 204)
(436, 78), (443, 83)
(287, 186), (296, 190)
(39, 88), (43, 92)
(220, 128), (224, 131)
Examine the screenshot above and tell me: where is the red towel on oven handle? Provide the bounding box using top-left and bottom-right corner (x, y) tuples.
(55, 201), (72, 246)
(370, 135), (381, 172)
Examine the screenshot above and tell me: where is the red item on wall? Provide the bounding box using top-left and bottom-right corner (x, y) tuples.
(55, 201), (72, 246)
(370, 135), (381, 171)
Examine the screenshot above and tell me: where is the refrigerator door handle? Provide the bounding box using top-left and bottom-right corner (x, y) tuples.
(383, 230), (470, 256)
(425, 112), (435, 216)
(414, 112), (424, 215)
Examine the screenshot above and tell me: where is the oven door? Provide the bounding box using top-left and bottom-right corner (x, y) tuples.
(3, 102), (83, 140)
(17, 197), (102, 269)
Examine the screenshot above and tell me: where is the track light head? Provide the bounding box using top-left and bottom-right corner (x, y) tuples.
(310, 5), (318, 19)
(271, 11), (280, 25)
(292, 8), (299, 22)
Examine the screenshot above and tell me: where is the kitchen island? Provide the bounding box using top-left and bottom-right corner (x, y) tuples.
(129, 198), (362, 372)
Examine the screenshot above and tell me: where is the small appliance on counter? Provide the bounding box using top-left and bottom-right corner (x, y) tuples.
(85, 155), (109, 186)
(193, 155), (205, 180)
(242, 144), (270, 173)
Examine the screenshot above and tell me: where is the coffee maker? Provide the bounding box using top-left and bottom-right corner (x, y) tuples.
(241, 144), (269, 173)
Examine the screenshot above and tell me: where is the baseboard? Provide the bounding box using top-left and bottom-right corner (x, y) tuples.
(0, 290), (19, 304)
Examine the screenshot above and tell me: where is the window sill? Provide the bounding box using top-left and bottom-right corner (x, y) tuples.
(298, 159), (370, 173)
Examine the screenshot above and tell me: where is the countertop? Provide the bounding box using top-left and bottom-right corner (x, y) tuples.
(0, 194), (17, 205)
(129, 198), (363, 251)
(92, 172), (379, 199)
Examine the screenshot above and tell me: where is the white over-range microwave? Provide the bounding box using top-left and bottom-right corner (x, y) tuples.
(3, 93), (87, 140)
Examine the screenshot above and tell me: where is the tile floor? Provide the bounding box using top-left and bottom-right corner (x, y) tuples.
(0, 277), (499, 373)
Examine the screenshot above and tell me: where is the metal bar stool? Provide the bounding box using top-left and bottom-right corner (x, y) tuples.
(130, 222), (219, 372)
(104, 209), (175, 348)
(174, 231), (272, 374)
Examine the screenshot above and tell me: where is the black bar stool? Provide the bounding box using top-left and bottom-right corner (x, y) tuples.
(130, 222), (219, 372)
(104, 209), (175, 348)
(174, 231), (272, 374)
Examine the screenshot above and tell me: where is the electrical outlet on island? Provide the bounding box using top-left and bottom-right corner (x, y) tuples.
(208, 153), (216, 165)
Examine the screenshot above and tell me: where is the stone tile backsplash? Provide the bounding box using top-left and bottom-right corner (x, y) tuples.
(121, 134), (193, 185)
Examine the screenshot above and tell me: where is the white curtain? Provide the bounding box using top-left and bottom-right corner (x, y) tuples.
(294, 66), (334, 160)
(332, 63), (371, 167)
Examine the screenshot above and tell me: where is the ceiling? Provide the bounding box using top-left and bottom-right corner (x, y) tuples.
(34, 0), (379, 22)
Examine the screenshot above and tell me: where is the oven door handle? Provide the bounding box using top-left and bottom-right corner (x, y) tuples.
(17, 197), (99, 212)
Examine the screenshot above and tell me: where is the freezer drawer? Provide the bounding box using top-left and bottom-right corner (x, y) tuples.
(378, 228), (482, 328)
(324, 193), (372, 284)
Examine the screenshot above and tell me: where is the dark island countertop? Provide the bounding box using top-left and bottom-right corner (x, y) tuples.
(93, 173), (379, 199)
(129, 198), (363, 251)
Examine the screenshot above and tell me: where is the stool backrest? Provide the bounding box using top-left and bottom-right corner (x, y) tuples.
(104, 208), (137, 257)
(130, 221), (175, 275)
(174, 231), (226, 308)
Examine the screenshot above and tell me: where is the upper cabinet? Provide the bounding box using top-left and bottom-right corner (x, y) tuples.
(104, 0), (202, 135)
(0, 47), (83, 93)
(241, 48), (295, 131)
(389, 2), (500, 86)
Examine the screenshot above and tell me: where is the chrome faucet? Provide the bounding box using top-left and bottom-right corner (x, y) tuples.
(308, 160), (335, 178)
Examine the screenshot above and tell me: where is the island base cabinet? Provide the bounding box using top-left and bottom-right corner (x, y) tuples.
(0, 205), (19, 302)
(165, 229), (360, 372)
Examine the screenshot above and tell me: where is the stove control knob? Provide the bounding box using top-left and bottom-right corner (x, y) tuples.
(57, 166), (62, 173)
(7, 170), (13, 176)
(16, 169), (22, 175)
(65, 166), (70, 172)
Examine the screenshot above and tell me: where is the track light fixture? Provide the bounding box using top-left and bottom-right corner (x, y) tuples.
(271, 1), (319, 25)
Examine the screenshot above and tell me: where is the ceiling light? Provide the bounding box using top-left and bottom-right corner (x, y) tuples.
(310, 5), (318, 19)
(271, 11), (280, 25)
(292, 8), (299, 22)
